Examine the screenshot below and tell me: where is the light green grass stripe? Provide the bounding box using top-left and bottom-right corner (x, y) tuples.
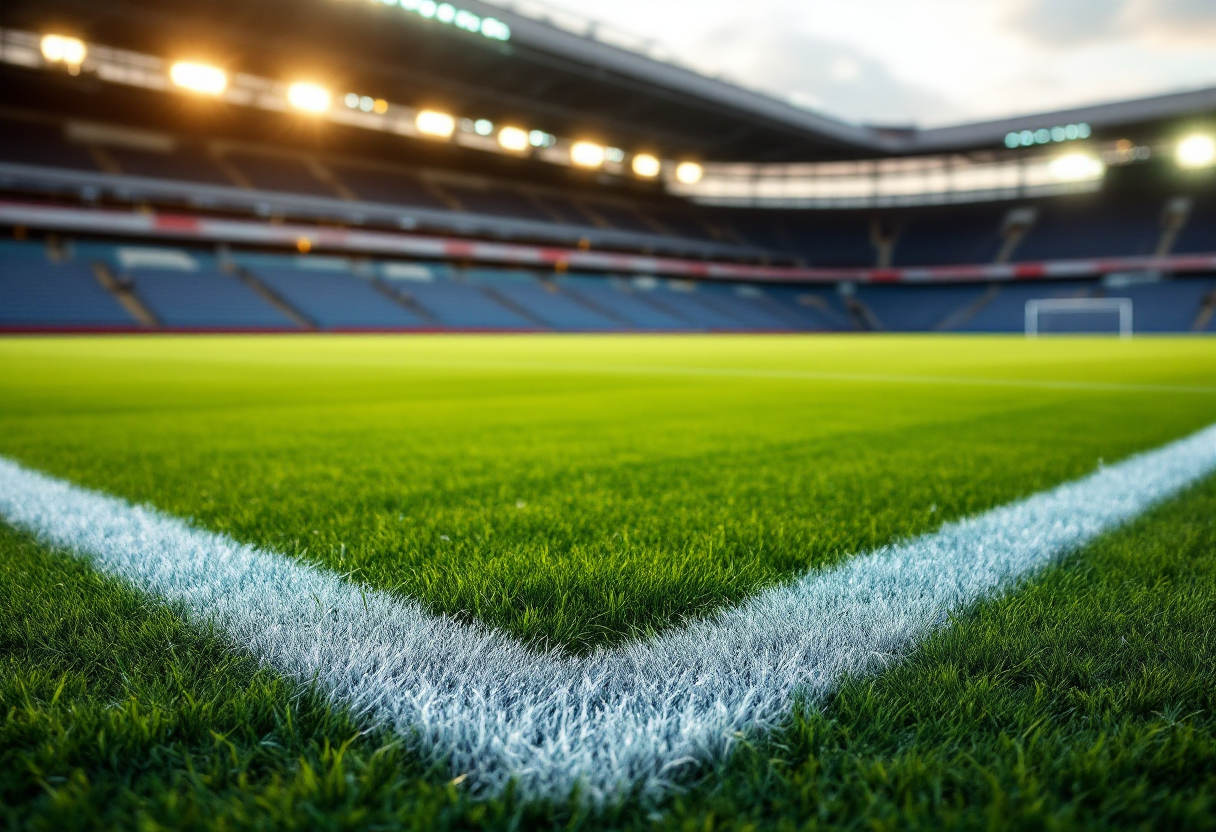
(155, 353), (1216, 395)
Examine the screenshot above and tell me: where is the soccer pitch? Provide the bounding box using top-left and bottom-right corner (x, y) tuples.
(2, 334), (1216, 829)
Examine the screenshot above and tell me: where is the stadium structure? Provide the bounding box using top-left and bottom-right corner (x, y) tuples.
(6, 4), (1216, 828)
(1, 0), (1214, 335)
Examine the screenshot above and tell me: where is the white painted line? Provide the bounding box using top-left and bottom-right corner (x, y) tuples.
(2, 424), (1216, 804)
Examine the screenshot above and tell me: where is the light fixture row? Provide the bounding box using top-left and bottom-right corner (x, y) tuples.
(36, 33), (702, 182)
(36, 33), (1214, 189)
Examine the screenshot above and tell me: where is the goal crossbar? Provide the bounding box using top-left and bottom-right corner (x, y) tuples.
(1025, 297), (1133, 338)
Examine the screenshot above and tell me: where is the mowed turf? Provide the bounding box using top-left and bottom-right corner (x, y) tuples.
(4, 479), (1215, 830)
(1, 334), (1215, 652)
(1, 332), (1215, 830)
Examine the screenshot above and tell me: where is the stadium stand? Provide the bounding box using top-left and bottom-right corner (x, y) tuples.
(4, 233), (1214, 334)
(0, 117), (99, 172)
(442, 184), (552, 224)
(763, 286), (853, 331)
(100, 248), (301, 330)
(588, 203), (657, 235)
(1104, 277), (1216, 332)
(891, 206), (1010, 266)
(327, 164), (449, 210)
(0, 9), (1213, 337)
(0, 240), (136, 329)
(386, 269), (540, 330)
(556, 275), (694, 330)
(463, 269), (623, 330)
(731, 213), (876, 266)
(238, 256), (427, 330)
(636, 281), (751, 330)
(106, 145), (235, 187)
(647, 209), (717, 242)
(1013, 197), (1164, 261)
(531, 194), (597, 227)
(1173, 197), (1216, 254)
(945, 281), (1096, 333)
(693, 284), (796, 330)
(223, 152), (341, 200)
(0, 113), (755, 261)
(854, 284), (994, 332)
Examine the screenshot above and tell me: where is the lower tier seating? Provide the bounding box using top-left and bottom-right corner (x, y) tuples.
(0, 242), (136, 328)
(1, 242), (1212, 335)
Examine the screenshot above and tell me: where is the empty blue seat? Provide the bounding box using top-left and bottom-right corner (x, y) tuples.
(477, 280), (624, 330)
(856, 284), (991, 331)
(0, 242), (135, 328)
(949, 282), (1095, 333)
(1114, 278), (1216, 332)
(400, 279), (540, 329)
(558, 277), (692, 330)
(128, 268), (299, 329)
(251, 265), (425, 329)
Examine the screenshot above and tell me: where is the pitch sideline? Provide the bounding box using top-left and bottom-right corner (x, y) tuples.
(2, 424), (1216, 803)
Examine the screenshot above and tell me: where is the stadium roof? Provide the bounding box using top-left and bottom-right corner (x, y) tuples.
(4, 0), (1215, 163)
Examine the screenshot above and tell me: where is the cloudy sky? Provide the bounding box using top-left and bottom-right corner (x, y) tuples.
(527, 0), (1216, 126)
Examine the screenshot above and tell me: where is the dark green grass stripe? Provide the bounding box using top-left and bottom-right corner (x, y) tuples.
(0, 525), (543, 831)
(5, 474), (1216, 829)
(651, 476), (1216, 831)
(5, 391), (1214, 655)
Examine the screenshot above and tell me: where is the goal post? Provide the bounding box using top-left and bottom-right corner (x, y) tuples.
(1025, 297), (1133, 338)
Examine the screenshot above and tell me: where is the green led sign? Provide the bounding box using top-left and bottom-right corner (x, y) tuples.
(1005, 123), (1091, 149)
(374, 0), (511, 41)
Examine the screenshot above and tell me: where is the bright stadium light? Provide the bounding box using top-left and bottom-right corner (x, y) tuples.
(1049, 152), (1105, 182)
(1177, 134), (1216, 169)
(497, 126), (530, 152)
(287, 82), (331, 113)
(570, 141), (606, 168)
(41, 34), (86, 66)
(416, 110), (456, 138)
(632, 153), (661, 178)
(675, 161), (704, 185)
(170, 62), (228, 96)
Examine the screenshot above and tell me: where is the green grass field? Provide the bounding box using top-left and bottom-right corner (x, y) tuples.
(2, 334), (1216, 829)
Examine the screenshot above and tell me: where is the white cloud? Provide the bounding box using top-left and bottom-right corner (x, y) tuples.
(1010, 0), (1216, 46)
(690, 22), (954, 125)
(525, 0), (1216, 126)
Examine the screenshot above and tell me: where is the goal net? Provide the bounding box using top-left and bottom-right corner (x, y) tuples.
(1025, 297), (1133, 338)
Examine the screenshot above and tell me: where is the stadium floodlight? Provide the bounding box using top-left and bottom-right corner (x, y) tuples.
(40, 34), (86, 66)
(170, 62), (228, 96)
(416, 110), (456, 138)
(675, 162), (704, 185)
(632, 153), (661, 178)
(1176, 134), (1216, 170)
(497, 126), (530, 152)
(1048, 152), (1104, 182)
(287, 82), (331, 113)
(570, 141), (606, 168)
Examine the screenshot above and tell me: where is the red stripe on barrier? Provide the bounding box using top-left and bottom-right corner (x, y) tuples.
(154, 214), (202, 233)
(2, 200), (1215, 285)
